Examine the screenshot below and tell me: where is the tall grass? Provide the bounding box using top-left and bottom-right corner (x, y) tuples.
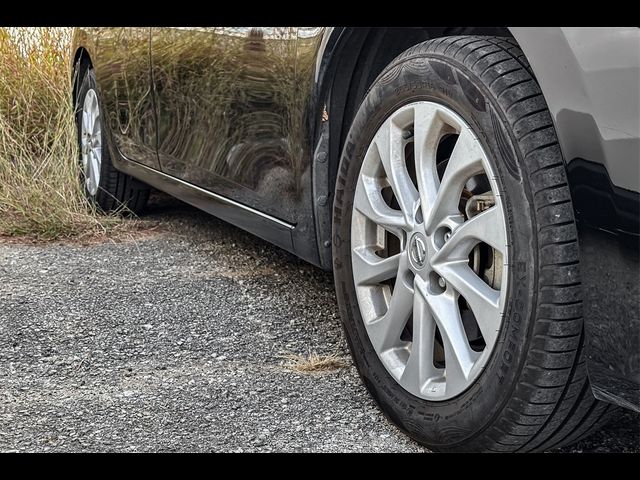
(0, 27), (119, 240)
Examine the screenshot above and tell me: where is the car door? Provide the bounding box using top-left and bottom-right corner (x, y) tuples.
(150, 27), (300, 223)
(91, 27), (159, 169)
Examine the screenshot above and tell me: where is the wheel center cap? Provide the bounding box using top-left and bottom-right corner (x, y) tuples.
(408, 232), (428, 270)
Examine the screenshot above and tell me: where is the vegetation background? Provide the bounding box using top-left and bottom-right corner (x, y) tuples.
(0, 27), (118, 240)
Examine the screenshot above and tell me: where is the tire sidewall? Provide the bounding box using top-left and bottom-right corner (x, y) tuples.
(333, 53), (539, 449)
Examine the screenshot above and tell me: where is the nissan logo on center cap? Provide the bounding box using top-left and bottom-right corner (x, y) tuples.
(410, 233), (428, 269)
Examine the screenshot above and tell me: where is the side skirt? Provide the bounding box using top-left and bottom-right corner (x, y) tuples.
(112, 150), (296, 254)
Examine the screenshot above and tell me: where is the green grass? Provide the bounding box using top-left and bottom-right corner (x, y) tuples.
(0, 27), (121, 241)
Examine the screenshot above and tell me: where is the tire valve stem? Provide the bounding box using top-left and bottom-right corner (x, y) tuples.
(402, 129), (414, 140)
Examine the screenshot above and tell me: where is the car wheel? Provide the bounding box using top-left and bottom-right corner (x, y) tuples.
(332, 36), (616, 452)
(75, 68), (149, 213)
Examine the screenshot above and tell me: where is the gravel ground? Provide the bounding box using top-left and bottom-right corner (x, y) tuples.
(1, 196), (638, 453)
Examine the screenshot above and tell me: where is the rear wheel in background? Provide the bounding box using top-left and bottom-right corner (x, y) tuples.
(75, 68), (149, 213)
(332, 36), (616, 452)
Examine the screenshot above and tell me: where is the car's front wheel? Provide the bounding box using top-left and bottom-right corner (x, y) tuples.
(332, 36), (616, 452)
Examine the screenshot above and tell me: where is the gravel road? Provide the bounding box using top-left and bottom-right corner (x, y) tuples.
(1, 196), (638, 452)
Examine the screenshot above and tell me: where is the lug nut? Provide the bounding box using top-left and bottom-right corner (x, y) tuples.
(438, 277), (446, 289)
(444, 231), (451, 242)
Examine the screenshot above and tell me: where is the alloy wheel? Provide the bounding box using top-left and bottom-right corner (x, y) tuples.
(80, 88), (102, 196)
(350, 101), (509, 401)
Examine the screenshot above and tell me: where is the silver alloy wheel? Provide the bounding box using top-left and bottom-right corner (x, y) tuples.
(351, 101), (509, 401)
(80, 89), (102, 197)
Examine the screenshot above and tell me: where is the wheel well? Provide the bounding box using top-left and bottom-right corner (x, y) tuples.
(72, 47), (92, 106)
(324, 27), (512, 198)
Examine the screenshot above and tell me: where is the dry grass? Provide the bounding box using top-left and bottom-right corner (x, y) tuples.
(0, 27), (122, 241)
(283, 353), (349, 374)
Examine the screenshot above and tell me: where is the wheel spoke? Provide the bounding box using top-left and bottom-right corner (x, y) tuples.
(93, 121), (101, 142)
(432, 206), (506, 262)
(418, 281), (477, 395)
(90, 90), (99, 115)
(82, 110), (91, 135)
(425, 127), (486, 234)
(434, 261), (501, 348)
(84, 154), (92, 189)
(354, 174), (409, 238)
(374, 121), (419, 224)
(89, 152), (100, 191)
(81, 151), (89, 172)
(400, 276), (436, 394)
(352, 247), (402, 286)
(413, 104), (441, 212)
(87, 108), (95, 134)
(367, 271), (413, 352)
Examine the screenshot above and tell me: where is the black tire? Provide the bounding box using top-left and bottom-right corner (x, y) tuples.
(332, 36), (617, 452)
(75, 68), (149, 213)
